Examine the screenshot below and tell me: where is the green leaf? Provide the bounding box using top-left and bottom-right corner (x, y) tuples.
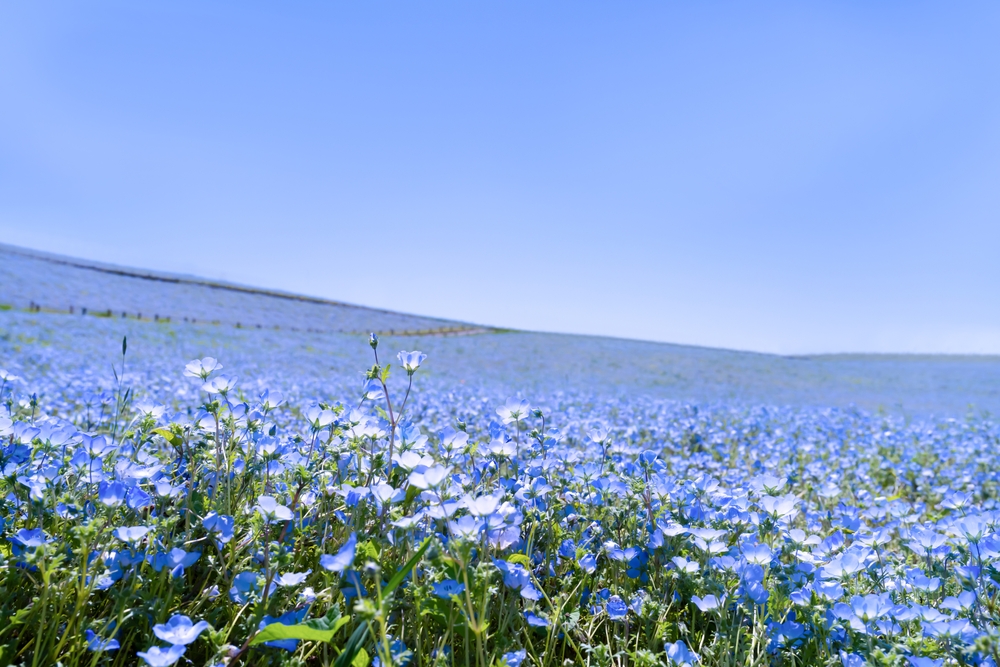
(334, 623), (371, 667)
(383, 537), (432, 597)
(352, 647), (370, 667)
(357, 540), (381, 564)
(404, 484), (422, 505)
(506, 554), (531, 568)
(249, 616), (350, 646)
(152, 427), (183, 448)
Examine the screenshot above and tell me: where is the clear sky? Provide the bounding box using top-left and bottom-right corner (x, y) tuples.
(1, 2), (998, 355)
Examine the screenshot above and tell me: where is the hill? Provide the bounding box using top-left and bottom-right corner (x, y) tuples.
(1, 242), (998, 415)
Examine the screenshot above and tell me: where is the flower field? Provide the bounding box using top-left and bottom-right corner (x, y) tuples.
(1, 309), (999, 667)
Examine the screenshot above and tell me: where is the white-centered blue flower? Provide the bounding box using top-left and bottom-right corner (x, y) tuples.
(152, 614), (210, 646)
(320, 532), (357, 573)
(397, 350), (427, 374)
(256, 495), (293, 522)
(136, 644), (186, 667)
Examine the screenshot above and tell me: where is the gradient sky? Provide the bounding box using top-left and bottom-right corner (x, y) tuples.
(1, 2), (999, 355)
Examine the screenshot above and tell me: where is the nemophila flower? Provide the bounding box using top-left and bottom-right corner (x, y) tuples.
(277, 570), (312, 587)
(370, 482), (404, 509)
(255, 495), (293, 522)
(372, 639), (412, 667)
(501, 649), (527, 667)
(258, 608), (309, 651)
(433, 579), (465, 599)
(603, 540), (625, 561)
(126, 485), (153, 510)
(922, 618), (978, 642)
(409, 466), (448, 489)
(487, 439), (516, 458)
(840, 652), (866, 667)
(833, 593), (893, 633)
(691, 595), (722, 612)
(578, 553), (597, 574)
(150, 548), (200, 577)
(203, 512), (234, 545)
(820, 551), (866, 579)
(558, 538), (576, 558)
(133, 399), (166, 419)
(940, 590), (976, 612)
(907, 657), (944, 667)
(394, 451), (434, 471)
(320, 532), (357, 573)
(202, 375), (238, 395)
(113, 526), (151, 544)
(229, 571), (265, 604)
(742, 543), (772, 566)
(397, 350), (427, 374)
(85, 630), (119, 652)
(523, 611), (549, 627)
(751, 473), (787, 494)
(905, 568), (940, 592)
(184, 357), (222, 379)
(152, 615), (210, 646)
(672, 557), (699, 574)
(17, 474), (48, 502)
(305, 405), (336, 430)
(153, 479), (182, 498)
(11, 527), (48, 549)
(136, 644), (186, 667)
(362, 379), (385, 401)
(664, 640), (699, 666)
(465, 492), (502, 517)
(760, 494), (799, 520)
(605, 595), (628, 620)
(496, 398), (530, 425)
(448, 515), (484, 540)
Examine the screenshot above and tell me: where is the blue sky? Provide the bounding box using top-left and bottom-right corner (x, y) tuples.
(1, 2), (998, 355)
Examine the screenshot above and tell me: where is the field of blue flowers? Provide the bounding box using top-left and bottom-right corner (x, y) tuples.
(2, 308), (1000, 667)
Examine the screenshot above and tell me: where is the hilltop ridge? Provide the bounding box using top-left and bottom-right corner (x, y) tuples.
(0, 243), (491, 336)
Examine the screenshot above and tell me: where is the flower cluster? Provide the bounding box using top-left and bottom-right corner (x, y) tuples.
(1, 326), (999, 667)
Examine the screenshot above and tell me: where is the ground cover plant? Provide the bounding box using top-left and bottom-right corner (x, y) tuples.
(1, 318), (1000, 667)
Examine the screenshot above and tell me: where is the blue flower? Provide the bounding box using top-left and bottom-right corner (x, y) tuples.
(558, 538), (576, 558)
(150, 548), (200, 577)
(501, 649), (527, 667)
(113, 526), (151, 543)
(524, 611), (549, 627)
(664, 640), (699, 666)
(136, 644), (186, 667)
(372, 639), (412, 667)
(10, 528), (47, 549)
(432, 579), (465, 599)
(840, 652), (866, 667)
(256, 495), (293, 522)
(578, 553), (597, 574)
(98, 481), (127, 507)
(691, 595), (721, 612)
(320, 532), (357, 573)
(229, 571), (262, 603)
(203, 512), (234, 545)
(85, 630), (119, 652)
(259, 608), (309, 651)
(606, 595), (628, 620)
(397, 351), (427, 374)
(152, 615), (209, 646)
(277, 570), (312, 587)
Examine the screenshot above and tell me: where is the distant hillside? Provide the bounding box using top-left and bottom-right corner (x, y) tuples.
(0, 243), (491, 336)
(2, 242), (998, 416)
